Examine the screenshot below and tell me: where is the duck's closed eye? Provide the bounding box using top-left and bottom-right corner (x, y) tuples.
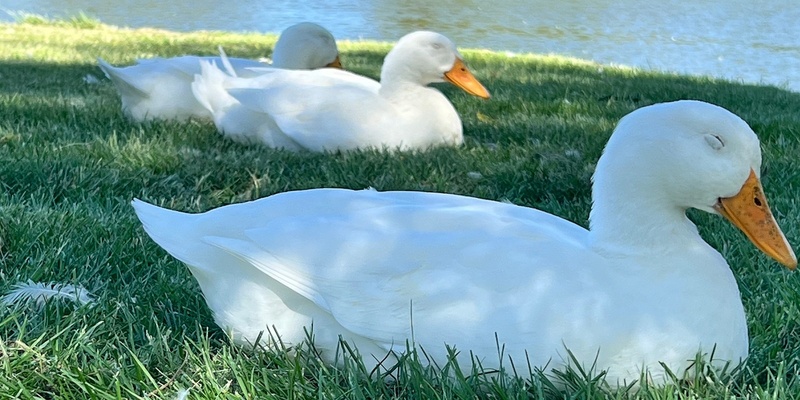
(705, 134), (725, 150)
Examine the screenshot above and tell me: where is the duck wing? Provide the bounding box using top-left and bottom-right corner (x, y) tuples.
(227, 69), (386, 151)
(202, 189), (590, 345)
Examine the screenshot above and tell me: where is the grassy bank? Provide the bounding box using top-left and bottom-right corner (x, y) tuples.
(1, 16), (800, 399)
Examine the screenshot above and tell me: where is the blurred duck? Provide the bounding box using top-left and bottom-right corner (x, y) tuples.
(97, 22), (341, 121)
(191, 30), (490, 151)
(133, 100), (795, 386)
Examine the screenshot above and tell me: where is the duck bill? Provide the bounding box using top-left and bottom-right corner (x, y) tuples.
(326, 55), (343, 69)
(444, 58), (490, 99)
(713, 169), (797, 269)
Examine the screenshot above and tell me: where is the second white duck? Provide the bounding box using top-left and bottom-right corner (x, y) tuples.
(191, 30), (490, 151)
(97, 22), (341, 122)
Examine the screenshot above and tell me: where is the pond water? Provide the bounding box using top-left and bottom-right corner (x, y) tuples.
(3, 0), (800, 91)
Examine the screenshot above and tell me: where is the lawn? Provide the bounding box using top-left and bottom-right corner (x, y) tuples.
(1, 15), (800, 399)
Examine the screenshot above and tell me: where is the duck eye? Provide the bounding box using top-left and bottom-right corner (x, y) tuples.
(705, 134), (724, 150)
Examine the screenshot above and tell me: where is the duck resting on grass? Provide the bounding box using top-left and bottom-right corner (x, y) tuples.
(190, 30), (490, 151)
(133, 100), (796, 386)
(97, 22), (341, 122)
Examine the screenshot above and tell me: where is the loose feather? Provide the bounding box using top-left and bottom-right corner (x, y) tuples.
(1, 280), (94, 307)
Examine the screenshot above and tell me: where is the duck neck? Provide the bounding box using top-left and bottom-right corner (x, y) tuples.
(587, 172), (703, 258)
(378, 80), (439, 110)
(378, 56), (433, 99)
(379, 79), (419, 97)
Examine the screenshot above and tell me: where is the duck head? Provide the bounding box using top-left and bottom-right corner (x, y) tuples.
(380, 31), (490, 99)
(590, 100), (796, 269)
(272, 22), (342, 70)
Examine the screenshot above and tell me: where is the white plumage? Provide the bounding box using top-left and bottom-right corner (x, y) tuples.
(191, 31), (490, 151)
(134, 100), (795, 386)
(97, 22), (340, 121)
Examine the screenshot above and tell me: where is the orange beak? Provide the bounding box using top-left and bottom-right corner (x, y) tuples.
(713, 169), (797, 269)
(326, 55), (343, 69)
(443, 58), (490, 99)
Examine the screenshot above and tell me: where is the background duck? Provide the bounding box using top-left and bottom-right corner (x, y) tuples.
(97, 22), (341, 122)
(191, 31), (490, 151)
(133, 100), (795, 386)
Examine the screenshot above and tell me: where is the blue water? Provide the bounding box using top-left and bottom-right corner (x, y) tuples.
(3, 0), (800, 91)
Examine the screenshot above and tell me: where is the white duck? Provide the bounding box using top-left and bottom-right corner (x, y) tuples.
(97, 22), (341, 122)
(133, 100), (796, 386)
(191, 31), (490, 151)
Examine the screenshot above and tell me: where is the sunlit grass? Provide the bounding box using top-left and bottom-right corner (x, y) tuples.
(1, 15), (800, 399)
(8, 11), (102, 29)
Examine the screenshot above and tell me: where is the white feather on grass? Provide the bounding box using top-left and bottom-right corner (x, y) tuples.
(174, 389), (190, 400)
(1, 280), (94, 307)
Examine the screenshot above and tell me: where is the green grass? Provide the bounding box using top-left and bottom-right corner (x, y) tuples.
(8, 11), (103, 30)
(1, 15), (800, 399)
